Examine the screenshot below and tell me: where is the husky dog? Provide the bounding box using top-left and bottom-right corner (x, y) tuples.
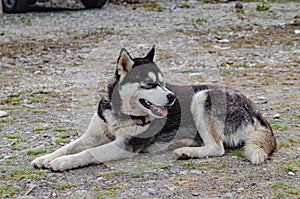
(31, 46), (277, 171)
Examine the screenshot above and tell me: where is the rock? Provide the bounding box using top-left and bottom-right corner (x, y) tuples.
(235, 1), (243, 10)
(295, 30), (300, 34)
(16, 196), (35, 199)
(0, 110), (8, 118)
(190, 169), (202, 175)
(191, 192), (200, 196)
(288, 172), (295, 176)
(273, 114), (281, 119)
(141, 192), (150, 197)
(258, 96), (268, 104)
(224, 192), (234, 199)
(217, 39), (230, 43)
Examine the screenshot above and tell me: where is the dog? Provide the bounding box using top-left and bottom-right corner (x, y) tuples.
(31, 46), (277, 171)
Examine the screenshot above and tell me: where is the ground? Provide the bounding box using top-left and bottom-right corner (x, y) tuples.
(0, 1), (299, 198)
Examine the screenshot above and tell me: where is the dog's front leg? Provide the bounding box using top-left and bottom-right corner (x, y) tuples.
(47, 138), (137, 171)
(31, 112), (111, 169)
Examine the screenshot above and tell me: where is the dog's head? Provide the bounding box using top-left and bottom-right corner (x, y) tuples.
(112, 46), (176, 118)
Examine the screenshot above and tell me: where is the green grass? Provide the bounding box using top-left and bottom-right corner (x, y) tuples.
(3, 134), (22, 139)
(131, 174), (141, 178)
(105, 170), (126, 177)
(6, 168), (47, 181)
(55, 139), (70, 145)
(280, 165), (298, 173)
(54, 181), (77, 190)
(55, 134), (71, 139)
(271, 181), (299, 198)
(234, 149), (244, 158)
(31, 109), (48, 114)
(269, 121), (288, 130)
(182, 162), (202, 168)
(34, 119), (45, 123)
(0, 184), (19, 197)
(54, 127), (68, 132)
(27, 149), (47, 155)
(33, 127), (51, 132)
(94, 186), (122, 199)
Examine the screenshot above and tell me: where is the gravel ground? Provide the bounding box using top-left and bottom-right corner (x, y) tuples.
(0, 1), (300, 198)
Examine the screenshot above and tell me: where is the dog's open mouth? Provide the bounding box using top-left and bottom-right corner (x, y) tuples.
(139, 99), (168, 117)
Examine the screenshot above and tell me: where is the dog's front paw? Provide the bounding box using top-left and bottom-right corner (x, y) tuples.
(173, 147), (192, 160)
(48, 156), (79, 171)
(31, 154), (56, 169)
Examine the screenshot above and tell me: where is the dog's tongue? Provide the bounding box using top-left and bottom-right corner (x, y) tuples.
(151, 104), (168, 116)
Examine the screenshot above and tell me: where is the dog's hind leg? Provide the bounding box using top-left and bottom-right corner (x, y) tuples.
(174, 91), (225, 159)
(31, 112), (112, 169)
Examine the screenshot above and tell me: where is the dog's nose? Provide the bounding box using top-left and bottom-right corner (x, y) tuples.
(167, 93), (176, 105)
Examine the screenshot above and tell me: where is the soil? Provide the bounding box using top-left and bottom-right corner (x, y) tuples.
(0, 1), (299, 198)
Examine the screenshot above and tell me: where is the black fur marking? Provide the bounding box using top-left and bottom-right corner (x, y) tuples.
(98, 98), (112, 123)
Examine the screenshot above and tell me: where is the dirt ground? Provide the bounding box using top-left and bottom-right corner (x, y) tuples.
(0, 1), (299, 198)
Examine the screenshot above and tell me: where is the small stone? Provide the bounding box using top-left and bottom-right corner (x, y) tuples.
(235, 1), (243, 10)
(295, 30), (300, 34)
(17, 196), (35, 199)
(0, 110), (8, 118)
(191, 192), (199, 196)
(141, 192), (150, 197)
(297, 147), (300, 152)
(25, 128), (34, 134)
(273, 114), (281, 119)
(190, 169), (202, 175)
(258, 96), (268, 104)
(288, 172), (295, 176)
(224, 192), (234, 199)
(217, 39), (230, 43)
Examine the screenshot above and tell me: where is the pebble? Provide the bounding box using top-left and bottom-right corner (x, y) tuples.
(224, 192), (234, 199)
(141, 192), (150, 197)
(258, 96), (268, 104)
(295, 30), (300, 34)
(217, 39), (230, 43)
(191, 192), (200, 196)
(288, 172), (295, 176)
(0, 110), (9, 118)
(273, 114), (281, 119)
(190, 169), (202, 175)
(16, 196), (35, 199)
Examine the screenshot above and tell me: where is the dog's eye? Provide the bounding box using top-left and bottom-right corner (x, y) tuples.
(141, 82), (157, 89)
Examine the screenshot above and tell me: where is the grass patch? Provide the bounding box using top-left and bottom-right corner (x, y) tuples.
(256, 1), (270, 11)
(177, 3), (192, 9)
(34, 119), (45, 123)
(271, 181), (299, 198)
(55, 139), (70, 145)
(26, 97), (48, 104)
(94, 186), (122, 199)
(0, 184), (19, 197)
(6, 168), (47, 181)
(55, 134), (71, 139)
(131, 174), (141, 178)
(33, 127), (51, 132)
(234, 149), (244, 157)
(54, 127), (68, 132)
(106, 170), (126, 178)
(11, 144), (29, 151)
(269, 121), (288, 131)
(182, 162), (202, 168)
(54, 181), (77, 190)
(31, 109), (48, 114)
(27, 149), (47, 155)
(3, 134), (22, 139)
(280, 165), (298, 173)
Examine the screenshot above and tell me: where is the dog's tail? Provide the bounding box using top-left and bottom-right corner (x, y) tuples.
(244, 126), (277, 165)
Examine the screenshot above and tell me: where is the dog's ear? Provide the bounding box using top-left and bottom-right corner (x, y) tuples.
(144, 45), (155, 62)
(117, 48), (134, 77)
